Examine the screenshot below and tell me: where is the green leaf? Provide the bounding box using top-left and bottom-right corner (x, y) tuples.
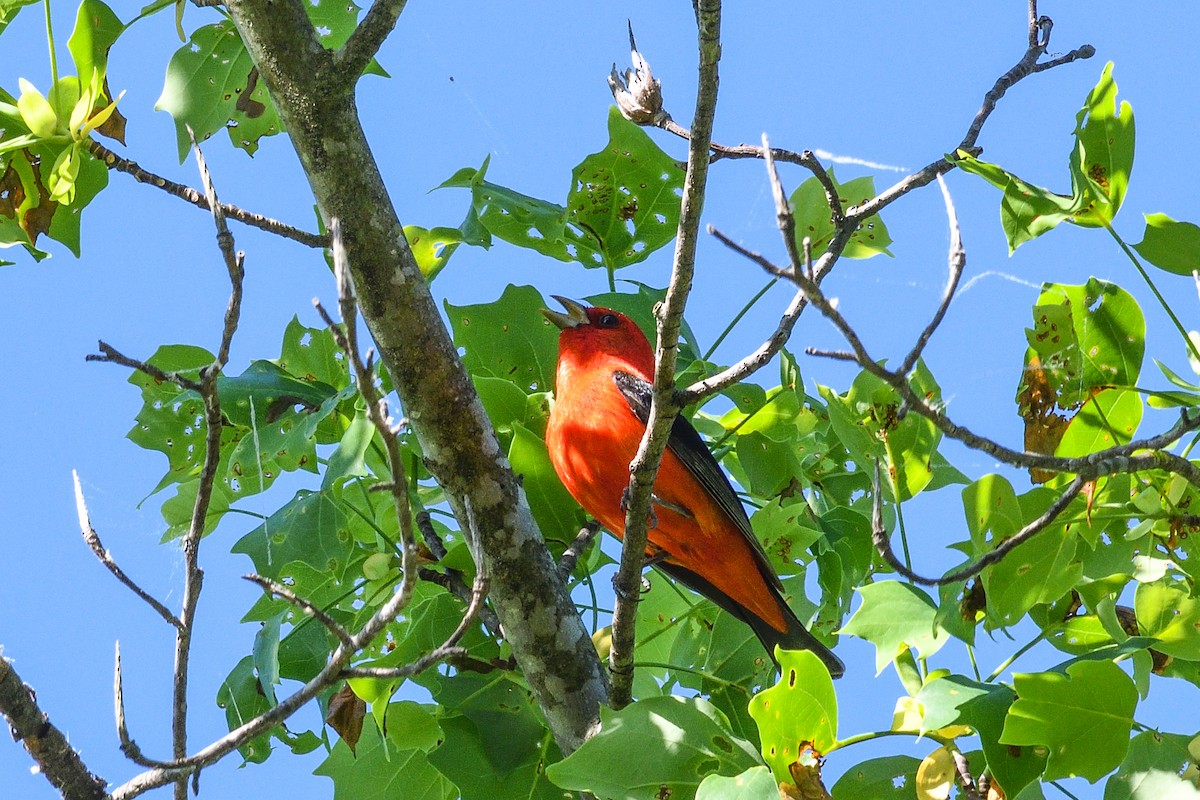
(427, 716), (562, 800)
(1071, 62), (1135, 227)
(953, 151), (1081, 252)
(840, 582), (948, 674)
(156, 20), (282, 160)
(829, 755), (921, 800)
(68, 0), (125, 90)
(1055, 389), (1143, 457)
(565, 106), (684, 270)
(215, 656), (275, 763)
(1103, 731), (1200, 800)
(323, 408), (374, 488)
(985, 487), (1083, 628)
(695, 766), (778, 800)
(1039, 279), (1145, 398)
(314, 710), (455, 800)
(1133, 214), (1200, 276)
(546, 696), (762, 800)
(251, 612), (283, 700)
(447, 284), (560, 394)
(961, 474), (1022, 553)
(276, 317), (351, 390)
(917, 675), (1046, 796)
(231, 489), (355, 582)
(1000, 660), (1138, 782)
(404, 224), (460, 281)
(750, 499), (823, 574)
(0, 0), (40, 38)
(747, 649), (836, 783)
(1135, 578), (1200, 660)
(509, 421), (586, 549)
(439, 157), (603, 266)
(788, 167), (893, 260)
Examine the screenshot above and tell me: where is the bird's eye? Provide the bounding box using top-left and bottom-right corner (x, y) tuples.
(597, 313), (619, 328)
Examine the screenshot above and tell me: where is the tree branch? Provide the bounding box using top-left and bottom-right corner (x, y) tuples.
(225, 0), (606, 754)
(336, 0), (408, 79)
(74, 471), (182, 629)
(87, 140), (326, 248)
(609, 0), (722, 710)
(676, 8), (1092, 405)
(0, 652), (108, 800)
(244, 574), (354, 648)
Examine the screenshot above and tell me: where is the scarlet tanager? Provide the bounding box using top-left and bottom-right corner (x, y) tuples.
(542, 296), (845, 678)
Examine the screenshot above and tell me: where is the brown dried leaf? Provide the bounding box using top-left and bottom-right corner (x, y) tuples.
(1017, 354), (1070, 483)
(94, 77), (127, 145)
(0, 151), (56, 246)
(325, 683), (366, 754)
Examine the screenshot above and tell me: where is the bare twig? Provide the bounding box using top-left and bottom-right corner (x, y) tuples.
(951, 748), (986, 800)
(244, 574), (354, 648)
(336, 0), (408, 79)
(114, 643), (165, 769)
(898, 175), (965, 377)
(0, 653), (108, 800)
(558, 521), (602, 582)
(85, 341), (202, 391)
(74, 472), (182, 629)
(871, 461), (1085, 586)
(313, 218), (418, 607)
(676, 7), (1092, 405)
(609, 0), (722, 710)
(86, 140), (326, 248)
(341, 571), (490, 679)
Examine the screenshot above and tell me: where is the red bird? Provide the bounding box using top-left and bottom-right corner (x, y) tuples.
(542, 296), (844, 678)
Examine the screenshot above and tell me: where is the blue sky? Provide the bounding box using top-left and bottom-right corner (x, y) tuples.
(4, 2), (1200, 798)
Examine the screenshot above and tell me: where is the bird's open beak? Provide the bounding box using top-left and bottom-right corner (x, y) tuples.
(541, 296), (590, 330)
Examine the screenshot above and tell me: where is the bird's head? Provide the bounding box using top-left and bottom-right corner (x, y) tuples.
(541, 296), (655, 377)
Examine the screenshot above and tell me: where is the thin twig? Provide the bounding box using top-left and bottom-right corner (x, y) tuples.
(336, 0), (408, 79)
(898, 175), (965, 376)
(86, 140), (326, 248)
(244, 574), (354, 648)
(609, 0), (722, 711)
(313, 218), (418, 615)
(871, 461), (1085, 586)
(558, 521), (602, 582)
(341, 572), (489, 679)
(85, 341), (201, 391)
(74, 472), (182, 629)
(676, 8), (1092, 405)
(951, 748), (986, 800)
(114, 643), (165, 769)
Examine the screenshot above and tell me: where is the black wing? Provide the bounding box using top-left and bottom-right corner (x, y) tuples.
(611, 371), (783, 592)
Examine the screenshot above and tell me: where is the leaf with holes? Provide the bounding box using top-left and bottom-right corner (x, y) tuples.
(1000, 660), (1137, 782)
(1070, 62), (1134, 228)
(447, 284), (560, 394)
(788, 167), (893, 260)
(565, 106), (684, 270)
(438, 158), (603, 266)
(748, 649), (837, 783)
(157, 20), (282, 160)
(830, 755), (922, 800)
(547, 696), (762, 798)
(231, 489), (354, 582)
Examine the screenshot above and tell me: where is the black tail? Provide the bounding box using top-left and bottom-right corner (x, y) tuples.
(655, 562), (845, 679)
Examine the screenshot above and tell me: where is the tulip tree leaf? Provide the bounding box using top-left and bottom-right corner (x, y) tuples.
(1000, 660), (1137, 782)
(447, 284), (560, 394)
(547, 696), (761, 798)
(748, 649), (837, 783)
(565, 106), (685, 270)
(1133, 213), (1200, 276)
(830, 756), (922, 800)
(840, 582), (948, 674)
(788, 167), (893, 260)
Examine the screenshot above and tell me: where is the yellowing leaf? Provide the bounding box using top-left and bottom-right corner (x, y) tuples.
(915, 746), (956, 800)
(17, 79), (58, 138)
